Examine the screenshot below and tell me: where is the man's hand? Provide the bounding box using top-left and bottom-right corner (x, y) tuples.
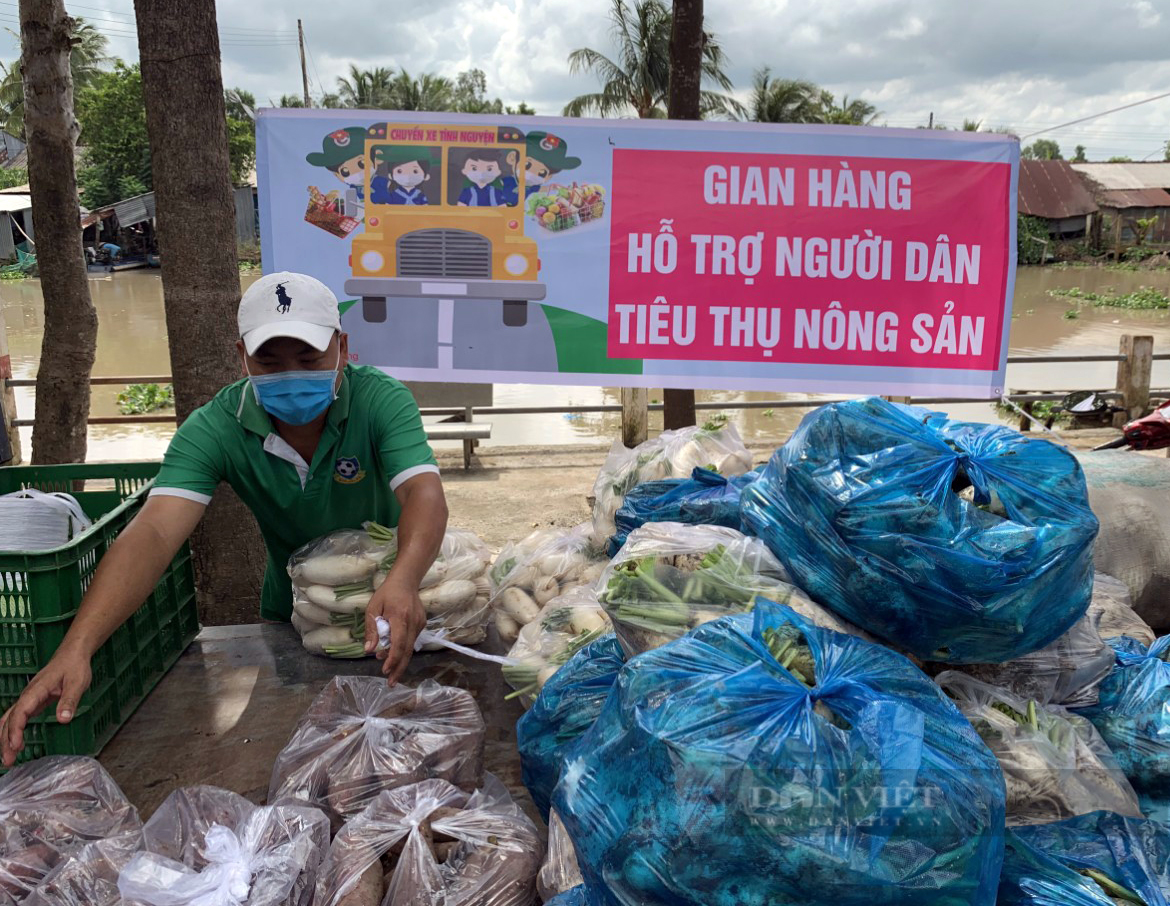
(365, 576), (427, 685)
(1, 646), (92, 767)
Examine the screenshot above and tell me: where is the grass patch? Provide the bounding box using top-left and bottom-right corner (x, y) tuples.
(993, 399), (1071, 426)
(1048, 286), (1170, 310)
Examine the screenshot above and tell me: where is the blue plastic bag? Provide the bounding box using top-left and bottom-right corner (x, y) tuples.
(516, 634), (625, 818)
(608, 467), (762, 555)
(741, 397), (1098, 664)
(544, 887), (590, 906)
(999, 827), (1128, 906)
(553, 599), (1007, 906)
(1080, 636), (1170, 801)
(1012, 811), (1170, 906)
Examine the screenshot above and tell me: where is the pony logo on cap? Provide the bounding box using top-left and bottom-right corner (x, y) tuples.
(274, 282), (292, 314)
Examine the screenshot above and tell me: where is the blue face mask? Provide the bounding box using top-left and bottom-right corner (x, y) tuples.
(247, 353), (340, 426)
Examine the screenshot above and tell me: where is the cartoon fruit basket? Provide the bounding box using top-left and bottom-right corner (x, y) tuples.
(304, 186), (361, 238)
(527, 183), (606, 232)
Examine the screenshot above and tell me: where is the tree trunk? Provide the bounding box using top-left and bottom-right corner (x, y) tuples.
(135, 0), (265, 625)
(663, 0), (704, 430)
(22, 0), (97, 464)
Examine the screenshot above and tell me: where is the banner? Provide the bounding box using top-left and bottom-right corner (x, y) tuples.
(256, 110), (1018, 396)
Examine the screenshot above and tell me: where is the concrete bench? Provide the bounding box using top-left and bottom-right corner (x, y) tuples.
(425, 421), (492, 470)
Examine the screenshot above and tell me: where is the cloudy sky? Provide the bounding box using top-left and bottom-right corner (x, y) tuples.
(0, 0), (1167, 160)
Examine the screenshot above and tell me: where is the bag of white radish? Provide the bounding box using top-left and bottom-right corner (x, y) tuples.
(288, 524), (493, 658)
(937, 672), (1142, 825)
(269, 677), (485, 834)
(488, 523), (608, 645)
(597, 522), (863, 658)
(116, 786), (329, 906)
(501, 587), (612, 707)
(590, 423), (753, 541)
(314, 776), (543, 906)
(0, 756), (142, 906)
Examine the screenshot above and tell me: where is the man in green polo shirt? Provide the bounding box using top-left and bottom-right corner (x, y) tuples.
(1, 272), (448, 767)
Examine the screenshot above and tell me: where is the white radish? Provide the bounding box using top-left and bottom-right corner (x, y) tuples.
(533, 575), (560, 606)
(419, 559), (448, 590)
(299, 554), (378, 586)
(301, 625), (358, 655)
(290, 612), (315, 637)
(494, 611), (521, 643)
(580, 563), (607, 586)
(536, 665), (559, 688)
(472, 593), (490, 610)
(304, 585), (373, 613)
(569, 607), (609, 636)
(293, 599), (334, 626)
(441, 554), (484, 581)
(499, 587), (541, 625)
(420, 579), (478, 615)
(473, 575), (492, 597)
(508, 565), (540, 591)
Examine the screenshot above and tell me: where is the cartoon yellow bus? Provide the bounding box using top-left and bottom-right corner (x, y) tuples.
(344, 123), (545, 327)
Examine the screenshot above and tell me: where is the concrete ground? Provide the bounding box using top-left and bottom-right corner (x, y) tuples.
(434, 427), (1136, 550)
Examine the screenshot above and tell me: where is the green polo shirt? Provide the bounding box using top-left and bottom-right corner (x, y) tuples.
(151, 365), (438, 620)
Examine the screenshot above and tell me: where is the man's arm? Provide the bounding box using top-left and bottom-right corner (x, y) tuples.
(0, 495), (205, 765)
(364, 472), (449, 684)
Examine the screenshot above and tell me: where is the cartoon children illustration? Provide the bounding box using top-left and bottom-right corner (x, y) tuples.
(519, 131), (581, 198)
(457, 150), (512, 207)
(370, 146), (437, 205)
(306, 127), (369, 215)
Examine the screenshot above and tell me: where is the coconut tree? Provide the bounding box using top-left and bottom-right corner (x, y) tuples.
(336, 65), (395, 109)
(749, 69), (824, 123)
(388, 71), (454, 112)
(0, 17), (109, 137)
(820, 93), (880, 125)
(563, 0), (742, 119)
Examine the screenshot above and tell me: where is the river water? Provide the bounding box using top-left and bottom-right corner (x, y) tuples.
(4, 266), (1170, 462)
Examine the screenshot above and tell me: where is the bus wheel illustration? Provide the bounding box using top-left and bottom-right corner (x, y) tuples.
(362, 297), (388, 323)
(503, 300), (528, 328)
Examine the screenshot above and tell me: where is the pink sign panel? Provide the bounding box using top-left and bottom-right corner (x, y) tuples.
(608, 150), (1012, 372)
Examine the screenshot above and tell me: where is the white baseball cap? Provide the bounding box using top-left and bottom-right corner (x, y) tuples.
(238, 271), (342, 355)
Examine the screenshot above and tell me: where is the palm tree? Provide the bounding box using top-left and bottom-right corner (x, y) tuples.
(563, 0), (742, 119)
(0, 17), (108, 137)
(388, 71), (454, 112)
(749, 69), (823, 123)
(820, 93), (880, 126)
(336, 65), (395, 109)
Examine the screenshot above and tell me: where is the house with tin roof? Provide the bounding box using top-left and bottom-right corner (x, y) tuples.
(1069, 161), (1170, 245)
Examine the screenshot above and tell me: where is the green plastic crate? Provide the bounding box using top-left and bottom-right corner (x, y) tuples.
(0, 462), (200, 766)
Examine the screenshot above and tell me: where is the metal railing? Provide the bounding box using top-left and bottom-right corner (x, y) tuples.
(5, 338), (1169, 430)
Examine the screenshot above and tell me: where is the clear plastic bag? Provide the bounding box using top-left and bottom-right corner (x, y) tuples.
(314, 776), (543, 906)
(597, 521), (865, 658)
(288, 525), (493, 658)
(22, 835), (140, 906)
(543, 888), (588, 906)
(1011, 811), (1170, 906)
(501, 587), (612, 707)
(269, 677), (486, 834)
(742, 397), (1099, 664)
(517, 635), (625, 819)
(937, 672), (1141, 825)
(590, 424), (753, 541)
(948, 612), (1114, 708)
(608, 466), (762, 555)
(1078, 450), (1170, 630)
(489, 524), (609, 645)
(116, 786), (329, 906)
(1080, 635), (1170, 801)
(0, 755), (142, 905)
(554, 599), (1007, 906)
(1089, 572), (1156, 647)
(536, 810), (583, 903)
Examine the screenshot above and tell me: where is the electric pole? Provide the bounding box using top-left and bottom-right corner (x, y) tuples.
(298, 19), (311, 107)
